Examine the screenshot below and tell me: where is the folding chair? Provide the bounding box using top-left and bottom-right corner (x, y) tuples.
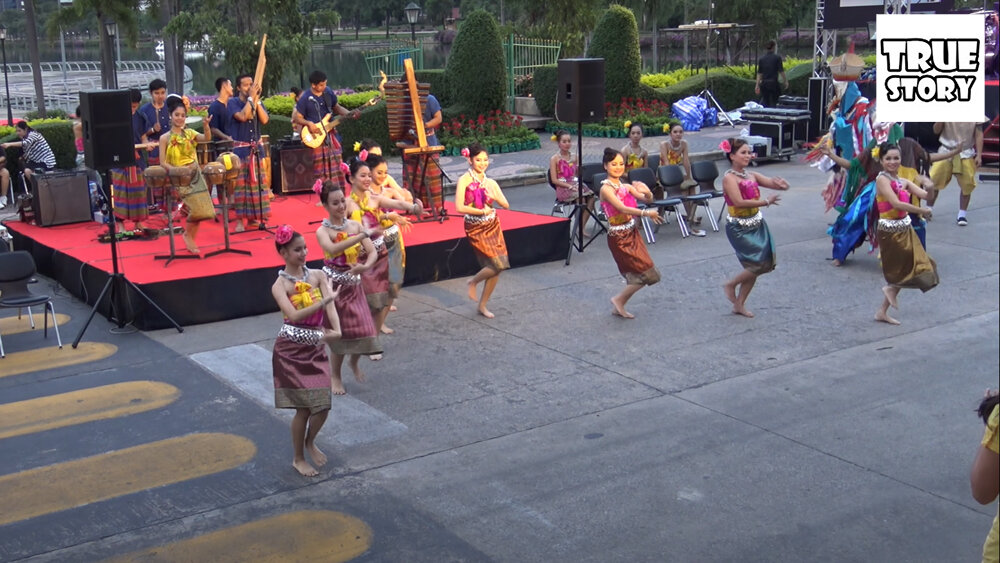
(661, 164), (719, 233)
(691, 160), (726, 225)
(0, 251), (63, 358)
(629, 167), (687, 242)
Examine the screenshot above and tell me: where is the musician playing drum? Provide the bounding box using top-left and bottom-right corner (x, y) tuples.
(403, 91), (445, 216)
(292, 70), (359, 190)
(229, 73), (272, 231)
(159, 96), (214, 255)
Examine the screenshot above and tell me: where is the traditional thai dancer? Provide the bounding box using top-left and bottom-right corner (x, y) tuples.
(455, 143), (510, 319)
(549, 129), (595, 227)
(659, 123), (706, 236)
(720, 138), (789, 318)
(271, 225), (342, 476)
(871, 143), (938, 325)
(315, 180), (383, 394)
(366, 152), (415, 333)
(344, 155), (423, 335)
(158, 96), (214, 254)
(598, 148), (663, 318)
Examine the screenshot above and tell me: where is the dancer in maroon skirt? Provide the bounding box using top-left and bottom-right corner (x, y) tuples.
(315, 180), (384, 394)
(271, 225), (342, 476)
(454, 143), (510, 319)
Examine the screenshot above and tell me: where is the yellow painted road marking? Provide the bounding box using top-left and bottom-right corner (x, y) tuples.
(105, 510), (373, 563)
(0, 313), (71, 335)
(0, 433), (256, 526)
(0, 342), (117, 378)
(0, 381), (181, 440)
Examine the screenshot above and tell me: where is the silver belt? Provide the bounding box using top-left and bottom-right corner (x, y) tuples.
(465, 210), (496, 223)
(371, 235), (386, 252)
(278, 324), (324, 346)
(607, 218), (635, 236)
(382, 224), (400, 242)
(878, 215), (912, 232)
(322, 266), (361, 285)
(727, 211), (763, 228)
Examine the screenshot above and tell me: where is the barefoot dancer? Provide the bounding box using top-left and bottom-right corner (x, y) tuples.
(158, 96), (213, 254)
(367, 152), (416, 333)
(454, 143), (510, 319)
(872, 143), (938, 325)
(720, 138), (789, 318)
(315, 180), (383, 393)
(598, 148), (663, 318)
(344, 154), (422, 336)
(271, 225), (342, 477)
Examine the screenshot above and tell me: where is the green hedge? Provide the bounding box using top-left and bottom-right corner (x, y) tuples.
(335, 103), (391, 159)
(263, 94), (296, 117)
(586, 5), (642, 104)
(446, 10), (506, 116)
(414, 69), (451, 108)
(636, 62), (814, 110)
(533, 64), (558, 117)
(261, 115), (294, 141)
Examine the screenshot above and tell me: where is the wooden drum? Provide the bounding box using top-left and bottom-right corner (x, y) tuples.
(168, 166), (194, 188)
(202, 161), (226, 187)
(143, 165), (168, 189)
(196, 141), (215, 165)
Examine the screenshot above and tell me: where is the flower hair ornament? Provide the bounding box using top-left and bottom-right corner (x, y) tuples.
(718, 139), (732, 153)
(461, 147), (470, 158)
(358, 149), (369, 162)
(353, 141), (361, 152)
(662, 123), (671, 133)
(275, 224), (294, 245)
(871, 146), (881, 159)
(550, 134), (557, 141)
(340, 161), (351, 176)
(623, 120), (632, 131)
(312, 179), (323, 195)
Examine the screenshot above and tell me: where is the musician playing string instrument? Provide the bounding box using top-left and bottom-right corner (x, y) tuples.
(293, 70), (360, 190)
(229, 73), (271, 231)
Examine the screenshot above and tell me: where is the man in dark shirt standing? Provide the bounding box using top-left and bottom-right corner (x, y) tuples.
(207, 77), (234, 142)
(755, 41), (788, 108)
(293, 70), (359, 190)
(228, 73), (271, 230)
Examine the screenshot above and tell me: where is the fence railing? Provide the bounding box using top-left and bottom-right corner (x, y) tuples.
(503, 35), (561, 111)
(362, 41), (424, 86)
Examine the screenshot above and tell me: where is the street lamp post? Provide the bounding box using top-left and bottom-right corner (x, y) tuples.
(404, 2), (421, 43)
(0, 26), (12, 126)
(104, 19), (119, 89)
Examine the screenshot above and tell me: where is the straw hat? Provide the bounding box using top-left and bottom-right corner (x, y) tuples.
(830, 52), (865, 81)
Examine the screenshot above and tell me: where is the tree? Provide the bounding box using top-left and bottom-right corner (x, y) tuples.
(445, 9), (506, 115)
(424, 0), (452, 27)
(164, 0), (310, 96)
(587, 5), (641, 104)
(47, 0), (142, 92)
(24, 0), (46, 117)
(315, 9), (341, 40)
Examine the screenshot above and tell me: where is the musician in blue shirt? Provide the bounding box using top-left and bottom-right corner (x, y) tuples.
(292, 70), (359, 190)
(228, 73), (271, 230)
(403, 92), (444, 215)
(207, 77), (234, 142)
(138, 79), (170, 166)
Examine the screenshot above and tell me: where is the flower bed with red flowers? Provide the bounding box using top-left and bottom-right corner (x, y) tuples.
(546, 98), (678, 138)
(438, 109), (541, 156)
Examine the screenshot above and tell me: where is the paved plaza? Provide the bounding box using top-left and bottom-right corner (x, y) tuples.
(0, 131), (998, 561)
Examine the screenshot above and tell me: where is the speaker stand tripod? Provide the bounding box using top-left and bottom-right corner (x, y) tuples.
(73, 170), (183, 347)
(565, 122), (607, 265)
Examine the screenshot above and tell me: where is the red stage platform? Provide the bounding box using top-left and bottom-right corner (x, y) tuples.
(7, 195), (569, 329)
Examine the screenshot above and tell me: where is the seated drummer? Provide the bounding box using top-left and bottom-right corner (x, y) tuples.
(292, 70), (359, 190)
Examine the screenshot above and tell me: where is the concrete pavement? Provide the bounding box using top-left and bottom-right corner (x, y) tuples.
(1, 133), (998, 561)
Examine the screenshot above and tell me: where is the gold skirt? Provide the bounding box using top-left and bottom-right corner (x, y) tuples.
(877, 227), (939, 292)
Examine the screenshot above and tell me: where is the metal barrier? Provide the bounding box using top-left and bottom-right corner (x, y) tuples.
(503, 35), (561, 112)
(362, 41), (424, 86)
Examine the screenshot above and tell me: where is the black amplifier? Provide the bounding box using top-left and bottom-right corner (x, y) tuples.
(271, 139), (317, 194)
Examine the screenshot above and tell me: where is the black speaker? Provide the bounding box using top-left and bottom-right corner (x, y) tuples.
(557, 58), (605, 123)
(275, 142), (317, 194)
(80, 90), (136, 170)
(31, 171), (93, 227)
(807, 77), (831, 141)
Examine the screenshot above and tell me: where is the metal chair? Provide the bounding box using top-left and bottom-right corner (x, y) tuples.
(629, 167), (687, 242)
(661, 164), (719, 233)
(0, 251), (63, 358)
(646, 153), (660, 171)
(691, 160), (726, 224)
